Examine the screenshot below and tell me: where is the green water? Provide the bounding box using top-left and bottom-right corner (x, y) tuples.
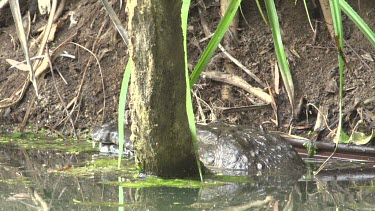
(1, 136), (375, 210)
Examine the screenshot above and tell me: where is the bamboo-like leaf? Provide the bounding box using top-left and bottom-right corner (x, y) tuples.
(182, 0), (203, 182)
(339, 0), (375, 46)
(189, 0), (242, 86)
(264, 0), (295, 116)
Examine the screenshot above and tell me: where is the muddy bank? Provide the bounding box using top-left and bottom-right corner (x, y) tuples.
(0, 0), (373, 141)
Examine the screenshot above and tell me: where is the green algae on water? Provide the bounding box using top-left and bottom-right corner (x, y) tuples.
(51, 157), (135, 178)
(102, 176), (225, 188)
(0, 133), (97, 154)
(0, 178), (32, 185)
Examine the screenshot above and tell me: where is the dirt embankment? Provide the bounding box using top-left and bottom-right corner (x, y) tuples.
(0, 0), (373, 142)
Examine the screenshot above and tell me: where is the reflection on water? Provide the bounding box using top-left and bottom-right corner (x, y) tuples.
(1, 139), (375, 210)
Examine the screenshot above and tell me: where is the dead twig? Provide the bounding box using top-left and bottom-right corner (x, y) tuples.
(192, 90), (207, 122)
(217, 104), (271, 114)
(266, 81), (279, 127)
(308, 103), (333, 132)
(202, 71), (272, 104)
(218, 44), (267, 88)
(30, 0), (65, 50)
(32, 0), (58, 60)
(1, 0), (66, 111)
(46, 45), (78, 138)
(0, 32), (76, 109)
(344, 40), (373, 71)
(312, 20), (318, 45)
(101, 0), (129, 46)
(198, 3), (266, 88)
(20, 72), (46, 132)
(68, 42), (106, 124)
(9, 0), (39, 96)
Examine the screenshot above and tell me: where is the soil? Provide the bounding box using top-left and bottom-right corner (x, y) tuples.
(0, 0), (374, 142)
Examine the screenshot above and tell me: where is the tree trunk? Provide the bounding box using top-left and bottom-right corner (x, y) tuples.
(127, 0), (198, 177)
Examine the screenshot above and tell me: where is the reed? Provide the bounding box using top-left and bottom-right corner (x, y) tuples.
(330, 0), (375, 143)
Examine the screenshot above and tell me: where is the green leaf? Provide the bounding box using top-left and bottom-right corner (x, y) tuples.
(255, 0), (268, 26)
(349, 130), (375, 145)
(100, 0), (132, 169)
(329, 0), (345, 144)
(11, 132), (23, 139)
(336, 129), (349, 144)
(117, 59), (132, 168)
(348, 120), (375, 145)
(264, 0), (295, 114)
(182, 0), (203, 181)
(339, 0), (375, 47)
(189, 0), (242, 86)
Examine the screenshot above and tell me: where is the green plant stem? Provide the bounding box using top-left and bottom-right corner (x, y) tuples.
(330, 0), (345, 143)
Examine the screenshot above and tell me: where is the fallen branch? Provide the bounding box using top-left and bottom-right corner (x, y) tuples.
(273, 131), (375, 158)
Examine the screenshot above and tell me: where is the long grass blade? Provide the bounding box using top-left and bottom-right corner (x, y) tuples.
(329, 0), (346, 144)
(9, 0), (39, 96)
(255, 0), (268, 26)
(117, 60), (132, 168)
(339, 0), (375, 46)
(189, 0), (242, 86)
(100, 0), (132, 168)
(264, 0), (295, 116)
(181, 0), (203, 181)
(303, 0), (314, 32)
(118, 176), (124, 211)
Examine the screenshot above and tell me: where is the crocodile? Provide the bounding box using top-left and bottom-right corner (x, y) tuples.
(90, 122), (305, 176)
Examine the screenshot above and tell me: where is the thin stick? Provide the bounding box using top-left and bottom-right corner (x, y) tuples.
(46, 45), (78, 138)
(314, 145), (337, 175)
(218, 44), (267, 88)
(307, 103), (333, 132)
(345, 40), (372, 71)
(69, 42), (106, 124)
(101, 0), (129, 45)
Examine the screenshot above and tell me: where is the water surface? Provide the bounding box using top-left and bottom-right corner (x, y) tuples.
(1, 136), (374, 210)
